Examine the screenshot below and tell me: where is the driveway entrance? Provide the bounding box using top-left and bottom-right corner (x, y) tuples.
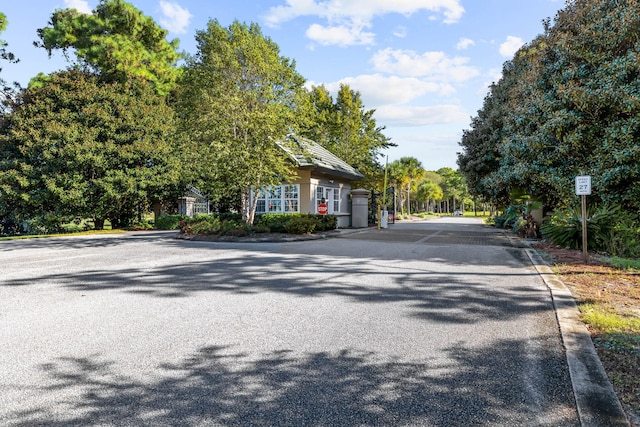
(0, 223), (580, 426)
(343, 217), (522, 247)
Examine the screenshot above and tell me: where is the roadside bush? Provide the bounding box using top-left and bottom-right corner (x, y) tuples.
(186, 216), (222, 234)
(541, 204), (619, 252)
(494, 205), (525, 229)
(23, 214), (67, 234)
(256, 213), (290, 232)
(179, 213), (336, 236)
(219, 220), (252, 236)
(285, 216), (317, 234)
(129, 220), (153, 230)
(217, 212), (243, 222)
(155, 214), (189, 230)
(316, 214), (337, 230)
(600, 211), (640, 258)
(512, 218), (527, 235)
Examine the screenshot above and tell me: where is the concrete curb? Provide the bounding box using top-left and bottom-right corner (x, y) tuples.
(525, 249), (630, 427)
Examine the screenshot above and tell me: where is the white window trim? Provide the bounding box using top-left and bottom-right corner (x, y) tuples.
(255, 184), (300, 214)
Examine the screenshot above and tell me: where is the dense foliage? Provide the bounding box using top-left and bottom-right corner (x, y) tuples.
(458, 0), (640, 213)
(36, 0), (181, 95)
(298, 84), (394, 188)
(176, 20), (306, 225)
(176, 213), (336, 236)
(0, 71), (181, 232)
(1, 1), (394, 234)
(385, 158), (467, 215)
(541, 204), (640, 258)
(0, 11), (19, 115)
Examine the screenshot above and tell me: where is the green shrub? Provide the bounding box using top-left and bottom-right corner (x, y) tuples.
(129, 220), (153, 230)
(496, 205), (525, 229)
(179, 212), (336, 236)
(285, 216), (317, 234)
(155, 214), (189, 230)
(218, 212), (243, 222)
(541, 204), (619, 251)
(316, 214), (337, 230)
(512, 218), (527, 235)
(187, 216), (222, 234)
(219, 220), (252, 236)
(600, 211), (640, 258)
(256, 213), (291, 233)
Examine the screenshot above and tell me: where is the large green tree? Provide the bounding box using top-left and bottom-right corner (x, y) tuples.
(0, 12), (15, 71)
(299, 84), (394, 187)
(36, 0), (181, 94)
(386, 157), (426, 215)
(438, 167), (467, 212)
(459, 0), (640, 212)
(415, 178), (443, 212)
(0, 70), (180, 231)
(177, 20), (306, 224)
(0, 12), (19, 114)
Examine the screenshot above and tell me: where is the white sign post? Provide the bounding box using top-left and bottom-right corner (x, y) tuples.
(575, 175), (591, 264)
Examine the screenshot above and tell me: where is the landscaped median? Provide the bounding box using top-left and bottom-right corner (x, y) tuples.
(156, 213), (337, 241)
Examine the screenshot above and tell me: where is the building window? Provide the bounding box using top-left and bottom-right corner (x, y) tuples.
(255, 185), (299, 214)
(333, 188), (340, 212)
(284, 185), (299, 212)
(267, 186), (282, 212)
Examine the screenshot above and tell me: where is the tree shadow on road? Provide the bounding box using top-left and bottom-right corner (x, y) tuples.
(4, 248), (550, 325)
(6, 339), (578, 426)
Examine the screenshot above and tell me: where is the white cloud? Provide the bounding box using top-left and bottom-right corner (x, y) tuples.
(264, 0), (464, 46)
(393, 25), (408, 38)
(371, 48), (479, 82)
(64, 0), (91, 14)
(456, 37), (475, 50)
(320, 74), (453, 107)
(499, 35), (525, 58)
(375, 104), (469, 127)
(159, 1), (192, 34)
(306, 23), (375, 46)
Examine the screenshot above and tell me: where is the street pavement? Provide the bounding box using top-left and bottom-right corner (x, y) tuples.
(0, 218), (582, 426)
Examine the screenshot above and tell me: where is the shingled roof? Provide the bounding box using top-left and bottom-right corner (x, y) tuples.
(277, 134), (364, 181)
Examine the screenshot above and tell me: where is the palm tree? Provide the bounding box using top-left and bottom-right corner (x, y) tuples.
(387, 160), (407, 215)
(398, 157), (425, 216)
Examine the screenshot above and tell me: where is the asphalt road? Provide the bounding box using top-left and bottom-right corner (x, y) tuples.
(0, 218), (580, 426)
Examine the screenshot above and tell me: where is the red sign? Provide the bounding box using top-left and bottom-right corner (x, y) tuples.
(317, 203), (328, 215)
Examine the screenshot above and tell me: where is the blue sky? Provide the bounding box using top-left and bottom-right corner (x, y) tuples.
(1, 0), (565, 171)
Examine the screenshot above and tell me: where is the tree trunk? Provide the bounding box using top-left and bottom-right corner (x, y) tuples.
(94, 218), (105, 230)
(243, 186), (261, 226)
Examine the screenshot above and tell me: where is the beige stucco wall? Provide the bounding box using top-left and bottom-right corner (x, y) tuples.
(257, 168), (358, 228)
(290, 169), (355, 228)
(291, 169), (313, 213)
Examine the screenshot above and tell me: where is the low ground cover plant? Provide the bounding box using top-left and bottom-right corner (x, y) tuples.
(540, 204), (640, 258)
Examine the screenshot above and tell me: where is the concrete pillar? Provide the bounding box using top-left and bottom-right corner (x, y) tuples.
(179, 197), (196, 217)
(351, 189), (370, 228)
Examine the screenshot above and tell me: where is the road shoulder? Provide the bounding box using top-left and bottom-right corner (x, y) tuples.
(526, 249), (630, 427)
